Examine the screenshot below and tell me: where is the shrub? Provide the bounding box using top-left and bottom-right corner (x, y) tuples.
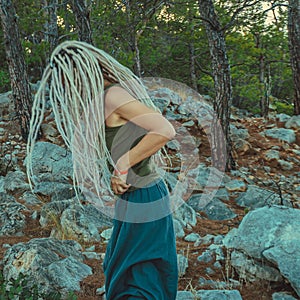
(274, 101), (294, 116)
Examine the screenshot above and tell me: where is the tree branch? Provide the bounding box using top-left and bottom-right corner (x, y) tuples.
(222, 0), (262, 32)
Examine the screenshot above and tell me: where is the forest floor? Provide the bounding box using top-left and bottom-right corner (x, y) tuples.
(0, 114), (299, 300)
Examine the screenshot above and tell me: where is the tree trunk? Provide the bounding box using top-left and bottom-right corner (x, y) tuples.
(255, 33), (269, 118)
(189, 42), (198, 91)
(198, 0), (235, 171)
(134, 31), (142, 78)
(124, 0), (142, 77)
(46, 0), (58, 53)
(287, 0), (300, 115)
(72, 0), (93, 44)
(0, 0), (32, 140)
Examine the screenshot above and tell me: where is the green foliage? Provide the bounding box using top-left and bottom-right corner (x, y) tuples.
(0, 0), (294, 116)
(0, 270), (78, 300)
(0, 70), (10, 93)
(274, 101), (294, 115)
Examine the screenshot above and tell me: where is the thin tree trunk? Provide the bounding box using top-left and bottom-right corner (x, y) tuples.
(198, 0), (235, 171)
(47, 0), (58, 53)
(0, 0), (32, 140)
(189, 42), (198, 91)
(72, 0), (93, 44)
(124, 0), (142, 77)
(255, 33), (269, 118)
(134, 31), (142, 78)
(288, 0), (300, 115)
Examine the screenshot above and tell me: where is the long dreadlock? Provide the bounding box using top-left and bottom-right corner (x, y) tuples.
(26, 40), (161, 207)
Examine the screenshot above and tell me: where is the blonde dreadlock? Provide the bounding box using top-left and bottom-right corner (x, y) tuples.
(26, 40), (161, 206)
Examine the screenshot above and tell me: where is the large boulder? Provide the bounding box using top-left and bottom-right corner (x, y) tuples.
(26, 141), (73, 183)
(2, 238), (92, 296)
(224, 206), (300, 297)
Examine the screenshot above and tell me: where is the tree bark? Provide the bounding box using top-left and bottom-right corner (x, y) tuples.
(46, 0), (58, 53)
(287, 0), (300, 115)
(189, 42), (198, 91)
(72, 0), (93, 44)
(255, 33), (269, 118)
(0, 0), (32, 140)
(198, 0), (235, 171)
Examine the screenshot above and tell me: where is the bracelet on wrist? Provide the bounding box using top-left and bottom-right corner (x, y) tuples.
(114, 168), (128, 176)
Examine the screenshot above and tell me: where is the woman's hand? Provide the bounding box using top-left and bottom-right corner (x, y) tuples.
(111, 172), (131, 195)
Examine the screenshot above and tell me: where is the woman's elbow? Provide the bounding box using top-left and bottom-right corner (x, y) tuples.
(167, 126), (176, 140)
(160, 122), (176, 141)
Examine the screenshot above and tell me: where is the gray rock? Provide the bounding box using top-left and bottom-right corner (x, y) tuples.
(233, 138), (252, 155)
(187, 188), (230, 212)
(196, 290), (243, 300)
(208, 243), (225, 261)
(176, 291), (195, 300)
(224, 205), (300, 258)
(165, 110), (184, 121)
(167, 139), (181, 151)
(26, 141), (73, 183)
(1, 170), (30, 192)
(53, 208), (101, 242)
(264, 240), (300, 297)
(2, 238), (89, 295)
(235, 185), (282, 209)
(263, 128), (296, 143)
(148, 87), (181, 108)
(40, 199), (78, 226)
(197, 250), (213, 263)
(52, 204), (112, 242)
(224, 206), (300, 296)
(173, 200), (197, 227)
(272, 292), (298, 300)
(276, 113), (291, 123)
(265, 149), (280, 161)
(0, 177), (5, 193)
(201, 198), (237, 221)
(225, 179), (247, 192)
(187, 164), (227, 202)
(198, 277), (240, 289)
(230, 250), (282, 282)
(47, 256), (92, 292)
(230, 124), (249, 140)
(278, 159), (294, 171)
(194, 234), (215, 246)
(182, 120), (195, 127)
(205, 267), (215, 275)
(41, 122), (59, 143)
(0, 192), (27, 235)
(82, 251), (101, 260)
(34, 181), (75, 201)
(20, 191), (42, 205)
(101, 227), (113, 240)
(177, 253), (188, 276)
(173, 218), (185, 238)
(214, 188), (230, 201)
(285, 115), (300, 129)
(184, 233), (200, 242)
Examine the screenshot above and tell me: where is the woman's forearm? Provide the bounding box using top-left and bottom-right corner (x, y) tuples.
(116, 131), (174, 172)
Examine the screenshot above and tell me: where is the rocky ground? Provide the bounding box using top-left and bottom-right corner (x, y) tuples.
(76, 114), (300, 300)
(0, 90), (299, 299)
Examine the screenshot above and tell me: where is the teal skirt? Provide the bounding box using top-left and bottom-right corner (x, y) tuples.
(103, 179), (178, 300)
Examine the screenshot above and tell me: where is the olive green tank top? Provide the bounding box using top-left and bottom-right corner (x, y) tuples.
(105, 121), (160, 191)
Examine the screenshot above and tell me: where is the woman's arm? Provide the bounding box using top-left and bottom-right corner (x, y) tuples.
(105, 86), (176, 172)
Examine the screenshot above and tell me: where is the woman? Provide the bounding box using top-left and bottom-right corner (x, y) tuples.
(26, 40), (178, 299)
